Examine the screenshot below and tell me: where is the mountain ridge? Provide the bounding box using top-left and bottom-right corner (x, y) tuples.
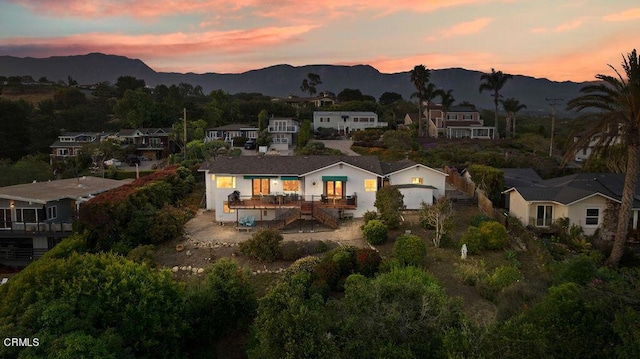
(0, 53), (592, 115)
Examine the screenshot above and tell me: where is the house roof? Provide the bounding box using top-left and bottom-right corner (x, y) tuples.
(505, 172), (640, 207)
(118, 128), (171, 137)
(500, 168), (545, 188)
(0, 177), (133, 205)
(380, 159), (447, 177)
(200, 155), (385, 176)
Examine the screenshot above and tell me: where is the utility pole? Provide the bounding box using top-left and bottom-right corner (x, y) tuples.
(183, 108), (187, 160)
(546, 98), (563, 157)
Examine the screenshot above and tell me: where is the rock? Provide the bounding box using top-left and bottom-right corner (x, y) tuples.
(180, 266), (187, 271)
(197, 268), (204, 274)
(187, 266), (192, 271)
(186, 250), (192, 256)
(171, 266), (179, 272)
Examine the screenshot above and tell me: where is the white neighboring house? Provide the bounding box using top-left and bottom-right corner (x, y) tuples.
(382, 159), (447, 210)
(198, 156), (446, 226)
(205, 124), (259, 145)
(268, 117), (299, 150)
(573, 130), (622, 162)
(313, 111), (387, 135)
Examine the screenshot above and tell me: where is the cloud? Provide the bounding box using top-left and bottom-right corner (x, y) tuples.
(0, 24), (318, 59)
(355, 52), (497, 74)
(427, 17), (492, 41)
(603, 8), (640, 22)
(529, 17), (586, 34)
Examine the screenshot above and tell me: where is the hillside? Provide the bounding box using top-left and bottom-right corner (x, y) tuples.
(0, 53), (593, 115)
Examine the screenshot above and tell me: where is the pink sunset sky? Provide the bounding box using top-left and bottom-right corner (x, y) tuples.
(1, 0), (639, 82)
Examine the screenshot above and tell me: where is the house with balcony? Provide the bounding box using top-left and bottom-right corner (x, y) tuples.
(205, 124), (259, 145)
(268, 117), (299, 150)
(0, 176), (132, 265)
(313, 111), (387, 135)
(503, 172), (640, 237)
(424, 104), (494, 139)
(50, 131), (111, 164)
(199, 156), (446, 229)
(117, 128), (172, 160)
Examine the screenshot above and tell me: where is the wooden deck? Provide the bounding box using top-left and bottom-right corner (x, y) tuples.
(229, 197), (357, 210)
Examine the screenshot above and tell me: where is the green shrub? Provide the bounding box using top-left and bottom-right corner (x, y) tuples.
(362, 219), (388, 245)
(126, 244), (157, 267)
(315, 240), (329, 253)
(283, 256), (322, 281)
(279, 241), (304, 261)
(461, 226), (483, 254)
(393, 234), (427, 266)
(379, 257), (402, 273)
(455, 260), (487, 286)
(478, 265), (523, 300)
(330, 246), (357, 275)
(355, 248), (382, 277)
(552, 254), (600, 285)
(313, 261), (341, 290)
(362, 211), (378, 226)
(239, 228), (283, 261)
(480, 221), (509, 249)
(470, 214), (495, 227)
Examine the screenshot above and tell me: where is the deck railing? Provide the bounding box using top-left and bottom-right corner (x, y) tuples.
(0, 222), (73, 236)
(228, 194), (357, 210)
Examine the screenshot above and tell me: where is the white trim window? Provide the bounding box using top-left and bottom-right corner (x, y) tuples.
(47, 206), (57, 220)
(536, 205), (553, 227)
(585, 208), (600, 226)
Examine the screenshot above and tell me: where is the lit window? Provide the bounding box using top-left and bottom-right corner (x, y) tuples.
(412, 177), (423, 184)
(210, 174), (216, 181)
(223, 201), (235, 213)
(364, 179), (377, 192)
(217, 176), (236, 188)
(585, 208), (599, 226)
(282, 180), (299, 191)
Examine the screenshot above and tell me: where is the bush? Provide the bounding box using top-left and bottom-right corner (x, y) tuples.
(478, 265), (523, 300)
(480, 221), (509, 249)
(314, 261), (341, 290)
(355, 248), (382, 277)
(330, 246), (357, 275)
(470, 214), (495, 227)
(461, 226), (483, 254)
(552, 254), (600, 285)
(239, 229), (283, 261)
(455, 260), (487, 286)
(280, 241), (304, 261)
(126, 245), (157, 267)
(362, 211), (378, 226)
(393, 235), (427, 266)
(283, 256), (322, 281)
(362, 219), (388, 245)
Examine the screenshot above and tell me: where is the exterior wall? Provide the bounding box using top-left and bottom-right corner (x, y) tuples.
(313, 112), (386, 133)
(398, 187), (434, 209)
(387, 166), (447, 198)
(566, 195), (609, 235)
(507, 191), (531, 224)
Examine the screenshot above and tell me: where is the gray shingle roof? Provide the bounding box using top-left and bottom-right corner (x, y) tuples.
(0, 177), (133, 204)
(200, 155), (384, 176)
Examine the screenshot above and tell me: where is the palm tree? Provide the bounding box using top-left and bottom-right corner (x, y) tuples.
(438, 89), (455, 137)
(566, 49), (640, 267)
(479, 68), (513, 139)
(423, 83), (440, 138)
(500, 97), (527, 138)
(410, 65), (431, 137)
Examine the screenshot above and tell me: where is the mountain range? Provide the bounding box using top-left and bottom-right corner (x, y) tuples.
(0, 53), (593, 115)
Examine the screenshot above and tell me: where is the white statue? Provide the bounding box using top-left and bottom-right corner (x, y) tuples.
(461, 244), (468, 260)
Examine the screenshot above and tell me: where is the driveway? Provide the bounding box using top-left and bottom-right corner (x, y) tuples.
(317, 140), (359, 155)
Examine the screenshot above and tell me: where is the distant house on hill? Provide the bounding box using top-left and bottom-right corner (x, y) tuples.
(49, 131), (111, 164)
(205, 124), (259, 144)
(313, 111), (387, 135)
(271, 92), (336, 108)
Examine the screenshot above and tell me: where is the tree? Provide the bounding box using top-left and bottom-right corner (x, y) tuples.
(115, 75), (146, 98)
(297, 119), (311, 147)
(566, 49), (640, 267)
(467, 164), (504, 205)
(439, 89), (455, 134)
(501, 97), (527, 138)
(379, 91), (403, 105)
(374, 185), (404, 229)
(300, 73), (322, 97)
(419, 197), (454, 247)
(258, 109), (269, 132)
(0, 251), (185, 358)
(410, 65), (431, 137)
(393, 234), (427, 266)
(479, 68), (513, 139)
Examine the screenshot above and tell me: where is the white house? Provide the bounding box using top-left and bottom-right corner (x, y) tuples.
(198, 156), (446, 227)
(313, 111), (387, 135)
(268, 117), (299, 150)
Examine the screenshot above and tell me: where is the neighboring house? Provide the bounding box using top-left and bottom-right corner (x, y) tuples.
(205, 124), (259, 144)
(503, 172), (640, 236)
(268, 117), (299, 150)
(573, 129), (622, 162)
(50, 131), (111, 164)
(117, 128), (172, 160)
(426, 104), (494, 139)
(271, 92), (336, 108)
(313, 111), (387, 135)
(0, 176), (132, 264)
(382, 159), (448, 210)
(198, 156), (446, 227)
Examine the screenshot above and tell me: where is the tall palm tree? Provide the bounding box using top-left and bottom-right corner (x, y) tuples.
(423, 83), (440, 138)
(500, 97), (527, 138)
(410, 65), (431, 137)
(438, 89), (455, 137)
(479, 68), (513, 139)
(566, 49), (640, 267)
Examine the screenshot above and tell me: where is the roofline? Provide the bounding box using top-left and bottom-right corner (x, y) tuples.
(0, 195), (47, 205)
(385, 163), (448, 177)
(300, 160), (382, 178)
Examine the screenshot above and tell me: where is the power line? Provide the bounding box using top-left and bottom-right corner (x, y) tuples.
(546, 98), (563, 157)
